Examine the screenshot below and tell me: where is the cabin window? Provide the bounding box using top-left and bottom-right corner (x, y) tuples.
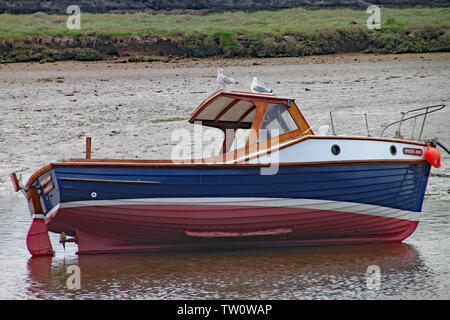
(259, 104), (298, 140)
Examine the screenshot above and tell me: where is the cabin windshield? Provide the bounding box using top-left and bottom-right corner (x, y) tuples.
(259, 103), (298, 141)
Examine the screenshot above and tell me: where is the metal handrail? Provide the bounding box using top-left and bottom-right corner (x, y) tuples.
(380, 104), (446, 140)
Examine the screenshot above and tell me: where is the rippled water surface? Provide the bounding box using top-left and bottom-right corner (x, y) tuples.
(0, 54), (449, 299)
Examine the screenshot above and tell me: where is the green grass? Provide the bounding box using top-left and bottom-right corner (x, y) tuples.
(0, 8), (449, 40)
(1, 8), (449, 62)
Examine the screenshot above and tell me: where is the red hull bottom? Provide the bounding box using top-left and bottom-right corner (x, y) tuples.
(46, 204), (419, 254)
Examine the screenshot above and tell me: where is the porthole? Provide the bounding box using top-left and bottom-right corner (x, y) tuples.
(331, 144), (341, 156)
(390, 145), (397, 156)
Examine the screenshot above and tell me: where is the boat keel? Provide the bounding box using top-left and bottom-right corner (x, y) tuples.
(26, 218), (54, 257)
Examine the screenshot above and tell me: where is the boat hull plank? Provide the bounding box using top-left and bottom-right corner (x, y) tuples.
(47, 202), (418, 254)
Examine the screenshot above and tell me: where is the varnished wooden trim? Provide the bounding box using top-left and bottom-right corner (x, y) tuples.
(194, 119), (252, 130)
(287, 101), (313, 135)
(223, 91), (293, 103)
(86, 137), (91, 159)
(28, 186), (43, 214)
(214, 98), (239, 123)
(238, 105), (256, 123)
(277, 159), (427, 167)
(60, 177), (161, 184)
(65, 158), (175, 163)
(250, 102), (268, 139)
(188, 90), (224, 123)
(51, 162), (272, 169)
(272, 135), (427, 160)
(52, 159), (426, 170)
(303, 135), (428, 146)
(11, 173), (20, 192)
(189, 91), (292, 123)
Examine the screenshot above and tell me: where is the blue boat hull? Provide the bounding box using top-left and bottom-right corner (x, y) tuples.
(42, 162), (430, 211)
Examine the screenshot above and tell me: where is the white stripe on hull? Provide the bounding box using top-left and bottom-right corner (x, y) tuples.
(58, 197), (420, 222)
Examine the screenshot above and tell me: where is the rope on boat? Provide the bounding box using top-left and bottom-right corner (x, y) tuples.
(300, 113), (330, 136)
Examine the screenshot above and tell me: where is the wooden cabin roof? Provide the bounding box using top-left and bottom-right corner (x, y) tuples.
(188, 91), (297, 130)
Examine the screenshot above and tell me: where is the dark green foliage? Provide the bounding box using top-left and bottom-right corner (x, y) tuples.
(74, 48), (103, 61)
(1, 44), (56, 63)
(177, 32), (221, 57)
(0, 44), (103, 63)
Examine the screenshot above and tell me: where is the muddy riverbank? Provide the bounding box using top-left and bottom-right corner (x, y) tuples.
(1, 24), (449, 63)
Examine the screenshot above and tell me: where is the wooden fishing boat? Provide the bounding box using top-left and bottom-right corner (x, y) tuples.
(11, 90), (445, 256)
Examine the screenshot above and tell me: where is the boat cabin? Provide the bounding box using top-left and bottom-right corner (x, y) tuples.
(188, 91), (313, 163)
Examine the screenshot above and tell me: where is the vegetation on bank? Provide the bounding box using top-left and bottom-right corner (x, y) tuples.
(0, 7), (449, 62)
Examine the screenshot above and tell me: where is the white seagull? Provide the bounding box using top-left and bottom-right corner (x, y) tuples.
(251, 77), (273, 94)
(217, 68), (236, 91)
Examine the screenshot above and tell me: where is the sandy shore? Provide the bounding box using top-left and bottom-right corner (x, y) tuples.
(1, 52), (449, 198)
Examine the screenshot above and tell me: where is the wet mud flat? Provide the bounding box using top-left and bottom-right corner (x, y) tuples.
(0, 52), (449, 199)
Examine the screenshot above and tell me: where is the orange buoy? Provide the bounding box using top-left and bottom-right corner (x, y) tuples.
(425, 146), (441, 168)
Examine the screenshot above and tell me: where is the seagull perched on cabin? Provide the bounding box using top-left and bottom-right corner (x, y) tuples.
(217, 68), (236, 91)
(251, 77), (273, 94)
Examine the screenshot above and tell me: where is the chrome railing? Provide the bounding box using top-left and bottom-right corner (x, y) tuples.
(380, 104), (446, 141)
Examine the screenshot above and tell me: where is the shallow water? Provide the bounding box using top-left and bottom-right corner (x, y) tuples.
(0, 53), (449, 299)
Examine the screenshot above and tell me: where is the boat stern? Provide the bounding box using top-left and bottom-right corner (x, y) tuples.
(11, 166), (61, 256)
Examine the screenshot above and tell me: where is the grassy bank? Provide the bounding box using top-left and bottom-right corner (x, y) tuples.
(0, 7), (449, 62)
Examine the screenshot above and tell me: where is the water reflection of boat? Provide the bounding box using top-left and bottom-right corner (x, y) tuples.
(12, 91), (444, 255)
(26, 244), (427, 299)
(75, 243), (422, 275)
(27, 256), (53, 283)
